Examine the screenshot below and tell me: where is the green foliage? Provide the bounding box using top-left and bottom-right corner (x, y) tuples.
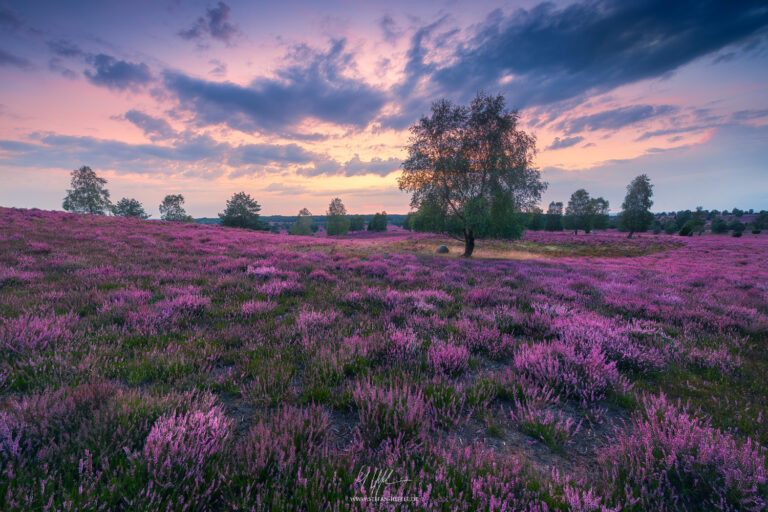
(754, 211), (768, 230)
(710, 218), (728, 234)
(619, 174), (654, 237)
(679, 221), (695, 236)
(545, 202), (563, 231)
(62, 166), (112, 215)
(159, 194), (193, 222)
(398, 92), (546, 256)
(402, 212), (415, 231)
(348, 215), (366, 232)
(112, 197), (150, 219)
(367, 212), (388, 232)
(289, 208), (315, 236)
(326, 198), (350, 236)
(219, 192), (266, 230)
(729, 220), (745, 233)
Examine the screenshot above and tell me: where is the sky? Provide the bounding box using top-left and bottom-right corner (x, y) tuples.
(1, 0), (767, 218)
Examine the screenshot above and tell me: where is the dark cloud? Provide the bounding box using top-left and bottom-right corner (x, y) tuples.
(732, 109), (768, 121)
(0, 48), (30, 69)
(546, 136), (584, 150)
(179, 2), (238, 45)
(123, 110), (177, 141)
(163, 39), (386, 133)
(48, 58), (76, 78)
(47, 39), (83, 58)
(231, 143), (317, 166)
(84, 54), (152, 91)
(635, 124), (714, 141)
(560, 105), (677, 134)
(208, 59), (227, 76)
(426, 0), (768, 108)
(0, 6), (24, 31)
(297, 154), (401, 177)
(379, 15), (402, 43)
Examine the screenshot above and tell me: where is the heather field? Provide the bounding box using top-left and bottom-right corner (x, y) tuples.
(1, 207), (767, 511)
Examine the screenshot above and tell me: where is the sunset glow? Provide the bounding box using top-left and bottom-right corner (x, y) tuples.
(1, 0), (767, 216)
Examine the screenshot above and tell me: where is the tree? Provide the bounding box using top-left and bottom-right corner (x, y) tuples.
(565, 189), (593, 234)
(326, 198), (350, 236)
(545, 201), (564, 231)
(62, 166), (112, 214)
(112, 197), (150, 219)
(368, 212), (388, 232)
(618, 174), (654, 238)
(349, 215), (366, 232)
(159, 194), (193, 222)
(219, 192), (266, 229)
(591, 197), (610, 230)
(289, 208), (315, 236)
(398, 93), (546, 257)
(402, 212), (416, 231)
(711, 217), (728, 234)
(527, 207), (545, 231)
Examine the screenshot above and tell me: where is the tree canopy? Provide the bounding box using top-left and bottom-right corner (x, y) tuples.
(367, 212), (388, 232)
(326, 198), (350, 236)
(545, 201), (564, 231)
(112, 197), (150, 219)
(219, 191), (266, 230)
(62, 166), (112, 215)
(398, 93), (546, 256)
(289, 208), (315, 236)
(619, 174), (654, 238)
(159, 194), (193, 223)
(564, 189), (609, 234)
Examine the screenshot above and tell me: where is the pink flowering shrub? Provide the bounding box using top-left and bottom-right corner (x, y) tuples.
(143, 405), (232, 480)
(513, 342), (630, 403)
(240, 299), (276, 316)
(600, 393), (768, 510)
(428, 340), (469, 376)
(0, 311), (76, 355)
(510, 398), (581, 452)
(353, 380), (429, 448)
(258, 279), (305, 297)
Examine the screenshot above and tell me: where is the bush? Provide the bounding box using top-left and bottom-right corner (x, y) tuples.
(732, 230), (743, 238)
(710, 217), (728, 234)
(600, 394), (767, 511)
(678, 220), (695, 236)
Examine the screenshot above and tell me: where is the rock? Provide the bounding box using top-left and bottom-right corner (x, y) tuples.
(436, 245), (449, 254)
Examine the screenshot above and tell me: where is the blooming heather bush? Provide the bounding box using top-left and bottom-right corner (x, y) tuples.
(258, 278), (305, 297)
(0, 311), (76, 355)
(553, 312), (666, 374)
(513, 342), (630, 403)
(353, 380), (429, 448)
(386, 326), (422, 361)
(428, 340), (469, 376)
(510, 398), (580, 452)
(600, 394), (768, 511)
(457, 317), (516, 359)
(143, 405), (232, 480)
(236, 404), (331, 480)
(240, 299), (277, 316)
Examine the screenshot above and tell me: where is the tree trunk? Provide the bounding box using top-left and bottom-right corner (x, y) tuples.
(463, 232), (475, 258)
(627, 231), (633, 239)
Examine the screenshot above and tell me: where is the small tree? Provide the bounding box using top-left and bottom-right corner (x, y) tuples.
(545, 201), (564, 231)
(398, 93), (546, 257)
(219, 192), (265, 229)
(619, 174), (654, 238)
(326, 198), (350, 236)
(112, 197), (150, 219)
(159, 194), (193, 222)
(711, 217), (728, 234)
(62, 166), (112, 215)
(591, 197), (610, 230)
(565, 189), (593, 234)
(289, 208), (315, 236)
(527, 208), (546, 231)
(368, 212), (388, 232)
(349, 215), (366, 232)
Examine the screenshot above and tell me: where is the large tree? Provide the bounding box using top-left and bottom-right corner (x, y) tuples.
(62, 166), (112, 215)
(112, 197), (150, 219)
(545, 201), (564, 231)
(367, 212), (388, 232)
(326, 198), (350, 236)
(398, 93), (546, 257)
(219, 191), (266, 229)
(619, 174), (654, 238)
(289, 208), (315, 236)
(565, 189), (593, 234)
(159, 194), (193, 222)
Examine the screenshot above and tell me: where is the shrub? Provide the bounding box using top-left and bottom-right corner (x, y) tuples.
(599, 393), (767, 510)
(352, 380), (429, 448)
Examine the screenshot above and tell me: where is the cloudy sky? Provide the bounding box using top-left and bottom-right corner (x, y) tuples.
(1, 0), (767, 217)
